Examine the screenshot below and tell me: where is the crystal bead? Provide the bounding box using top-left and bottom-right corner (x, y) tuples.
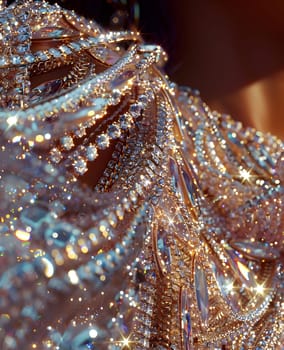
(11, 56), (21, 65)
(68, 42), (81, 51)
(224, 244), (257, 289)
(119, 113), (133, 130)
(138, 94), (148, 105)
(91, 46), (120, 65)
(17, 44), (29, 54)
(180, 288), (192, 350)
(181, 167), (196, 206)
(0, 56), (8, 66)
(48, 48), (61, 58)
(194, 263), (209, 324)
(24, 53), (35, 64)
(50, 147), (63, 163)
(35, 255), (55, 278)
(155, 227), (171, 274)
(129, 102), (143, 118)
(230, 240), (280, 261)
(169, 157), (182, 196)
(96, 134), (110, 150)
(211, 259), (240, 313)
(61, 136), (74, 151)
(35, 51), (49, 61)
(59, 45), (72, 55)
(110, 69), (136, 89)
(107, 123), (121, 139)
(73, 157), (88, 175)
(86, 144), (98, 161)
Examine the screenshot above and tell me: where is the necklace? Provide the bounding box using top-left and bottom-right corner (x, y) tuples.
(0, 1), (283, 349)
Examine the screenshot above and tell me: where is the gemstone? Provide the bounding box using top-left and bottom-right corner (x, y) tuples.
(68, 42), (81, 51)
(24, 53), (35, 64)
(129, 102), (143, 119)
(169, 157), (182, 197)
(194, 263), (209, 324)
(119, 113), (133, 130)
(0, 57), (8, 66)
(35, 51), (49, 61)
(154, 226), (171, 274)
(211, 259), (240, 313)
(48, 48), (61, 58)
(30, 79), (62, 103)
(91, 46), (120, 65)
(61, 135), (74, 151)
(110, 70), (136, 89)
(96, 134), (110, 150)
(180, 288), (192, 350)
(73, 157), (88, 175)
(59, 45), (72, 55)
(17, 33), (29, 42)
(224, 244), (257, 289)
(138, 94), (148, 105)
(230, 240), (280, 261)
(11, 55), (21, 65)
(86, 144), (98, 161)
(181, 167), (196, 206)
(50, 147), (63, 163)
(17, 44), (30, 54)
(32, 26), (79, 40)
(107, 123), (121, 139)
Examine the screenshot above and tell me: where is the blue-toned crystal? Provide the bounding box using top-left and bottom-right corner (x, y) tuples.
(45, 223), (76, 247)
(110, 69), (136, 89)
(230, 239), (280, 261)
(180, 288), (192, 349)
(211, 259), (240, 313)
(181, 167), (196, 206)
(194, 263), (209, 324)
(169, 157), (181, 196)
(155, 227), (172, 274)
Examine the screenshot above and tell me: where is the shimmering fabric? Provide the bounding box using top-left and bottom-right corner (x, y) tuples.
(0, 1), (283, 349)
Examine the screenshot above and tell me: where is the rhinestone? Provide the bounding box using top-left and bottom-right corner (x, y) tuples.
(11, 56), (21, 65)
(86, 144), (98, 161)
(119, 113), (133, 130)
(48, 48), (61, 58)
(24, 54), (35, 64)
(61, 136), (74, 151)
(194, 263), (209, 324)
(50, 148), (63, 163)
(59, 45), (72, 55)
(73, 157), (88, 175)
(96, 134), (110, 150)
(0, 57), (8, 66)
(129, 102), (143, 118)
(107, 123), (121, 139)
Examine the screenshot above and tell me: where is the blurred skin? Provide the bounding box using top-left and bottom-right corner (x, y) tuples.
(170, 0), (284, 139)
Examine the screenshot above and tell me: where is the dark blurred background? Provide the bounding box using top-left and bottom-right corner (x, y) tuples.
(46, 0), (284, 102)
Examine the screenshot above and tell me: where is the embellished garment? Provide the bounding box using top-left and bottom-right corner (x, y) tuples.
(0, 1), (283, 349)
